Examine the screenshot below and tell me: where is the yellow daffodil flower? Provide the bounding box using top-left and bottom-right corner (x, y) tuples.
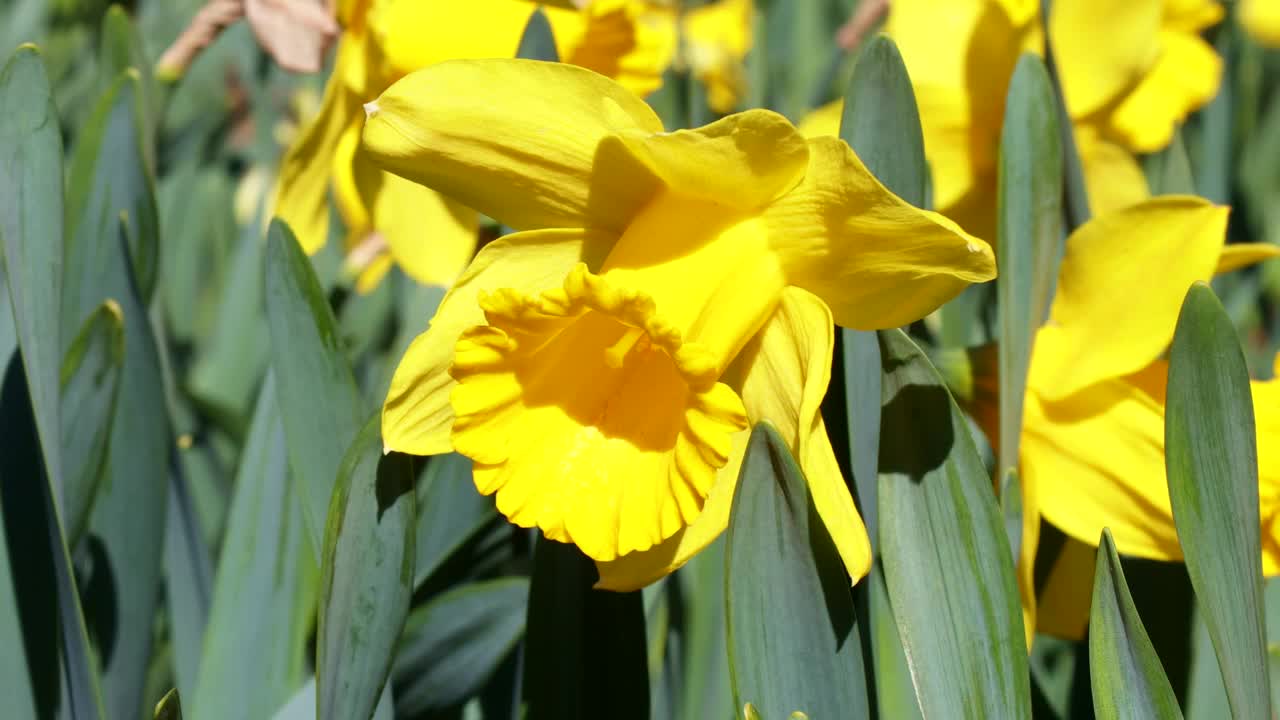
(1242, 0), (1280, 46)
(363, 58), (996, 589)
(967, 196), (1280, 634)
(681, 0), (754, 113)
(274, 0), (677, 292)
(803, 1), (1223, 239)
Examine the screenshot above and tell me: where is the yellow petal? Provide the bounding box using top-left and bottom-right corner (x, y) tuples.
(682, 0), (754, 113)
(273, 41), (360, 254)
(1243, 0), (1280, 47)
(761, 136), (996, 330)
(1032, 196), (1228, 401)
(362, 59), (664, 233)
(450, 263), (749, 561)
(1216, 243), (1280, 275)
(382, 227), (618, 456)
(1051, 0), (1163, 119)
(1102, 30), (1222, 153)
(1254, 375), (1280, 574)
(554, 0), (678, 98)
(611, 109), (809, 212)
(1076, 125), (1150, 216)
(734, 287), (871, 583)
(797, 100), (841, 139)
(372, 174), (480, 288)
(1029, 363), (1180, 563)
(370, 0), (538, 74)
(593, 286), (874, 589)
(1034, 534), (1096, 640)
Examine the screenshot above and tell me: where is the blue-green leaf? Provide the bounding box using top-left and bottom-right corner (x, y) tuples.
(318, 417), (416, 720)
(1166, 282), (1270, 719)
(516, 8), (560, 62)
(877, 329), (1030, 719)
(265, 218), (364, 559)
(1089, 529), (1183, 720)
(391, 578), (529, 716)
(413, 452), (497, 588)
(725, 423), (869, 720)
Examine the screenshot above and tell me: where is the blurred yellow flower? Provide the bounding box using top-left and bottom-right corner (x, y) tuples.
(803, 0), (1223, 239)
(273, 0), (677, 291)
(363, 59), (995, 589)
(681, 0), (754, 113)
(1242, 0), (1280, 46)
(968, 196), (1280, 634)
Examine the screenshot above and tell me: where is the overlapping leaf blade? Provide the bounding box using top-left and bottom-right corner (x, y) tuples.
(1089, 529), (1183, 720)
(317, 417), (416, 720)
(1166, 283), (1270, 719)
(725, 423), (869, 720)
(877, 329), (1030, 719)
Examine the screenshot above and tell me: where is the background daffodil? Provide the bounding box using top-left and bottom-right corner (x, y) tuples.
(273, 0), (677, 292)
(802, 0), (1223, 239)
(680, 0), (754, 114)
(362, 58), (996, 589)
(1242, 0), (1280, 46)
(967, 196), (1280, 635)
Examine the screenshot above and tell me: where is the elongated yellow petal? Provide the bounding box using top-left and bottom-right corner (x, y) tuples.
(1217, 243), (1280, 275)
(1243, 0), (1280, 47)
(362, 59), (664, 233)
(1051, 0), (1162, 119)
(1102, 30), (1222, 153)
(371, 173), (479, 288)
(762, 136), (996, 330)
(1076, 125), (1149, 216)
(273, 43), (360, 253)
(1029, 363), (1180, 563)
(382, 227), (617, 455)
(1032, 196), (1228, 401)
(612, 109), (809, 211)
(735, 287), (871, 583)
(593, 287), (873, 589)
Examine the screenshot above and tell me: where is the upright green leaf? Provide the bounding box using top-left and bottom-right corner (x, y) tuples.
(677, 537), (734, 720)
(391, 578), (529, 716)
(517, 8), (560, 62)
(1037, 0), (1091, 230)
(877, 329), (1030, 719)
(0, 354), (105, 720)
(0, 45), (65, 501)
(154, 689), (182, 720)
(1089, 529), (1182, 720)
(840, 36), (926, 205)
(996, 54), (1063, 487)
(59, 301), (124, 544)
(1166, 282), (1270, 719)
(64, 70), (159, 314)
(1144, 129), (1195, 197)
(413, 452), (497, 588)
(192, 376), (317, 720)
(318, 417), (416, 720)
(265, 219), (364, 559)
(523, 537), (649, 719)
(725, 423), (870, 720)
(97, 5), (156, 167)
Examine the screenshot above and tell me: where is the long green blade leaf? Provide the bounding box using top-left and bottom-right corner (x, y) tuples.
(725, 423), (869, 719)
(318, 417), (416, 720)
(265, 218), (364, 559)
(1089, 529), (1183, 720)
(1166, 282), (1270, 719)
(877, 329), (1030, 719)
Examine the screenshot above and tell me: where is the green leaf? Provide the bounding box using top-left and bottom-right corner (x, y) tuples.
(1036, 1), (1091, 229)
(1144, 128), (1195, 197)
(1089, 529), (1182, 720)
(318, 417), (416, 720)
(725, 423), (869, 720)
(517, 7), (560, 62)
(58, 301), (124, 545)
(265, 218), (364, 559)
(840, 35), (926, 206)
(1166, 282), (1270, 719)
(523, 537), (649, 719)
(191, 375), (317, 720)
(97, 5), (156, 169)
(390, 578), (529, 715)
(677, 537), (733, 720)
(0, 44), (66, 502)
(154, 689), (183, 720)
(0, 353), (106, 720)
(877, 329), (1030, 719)
(162, 453), (214, 704)
(996, 54), (1063, 487)
(64, 70), (159, 313)
(413, 452), (497, 588)
(271, 678), (393, 720)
